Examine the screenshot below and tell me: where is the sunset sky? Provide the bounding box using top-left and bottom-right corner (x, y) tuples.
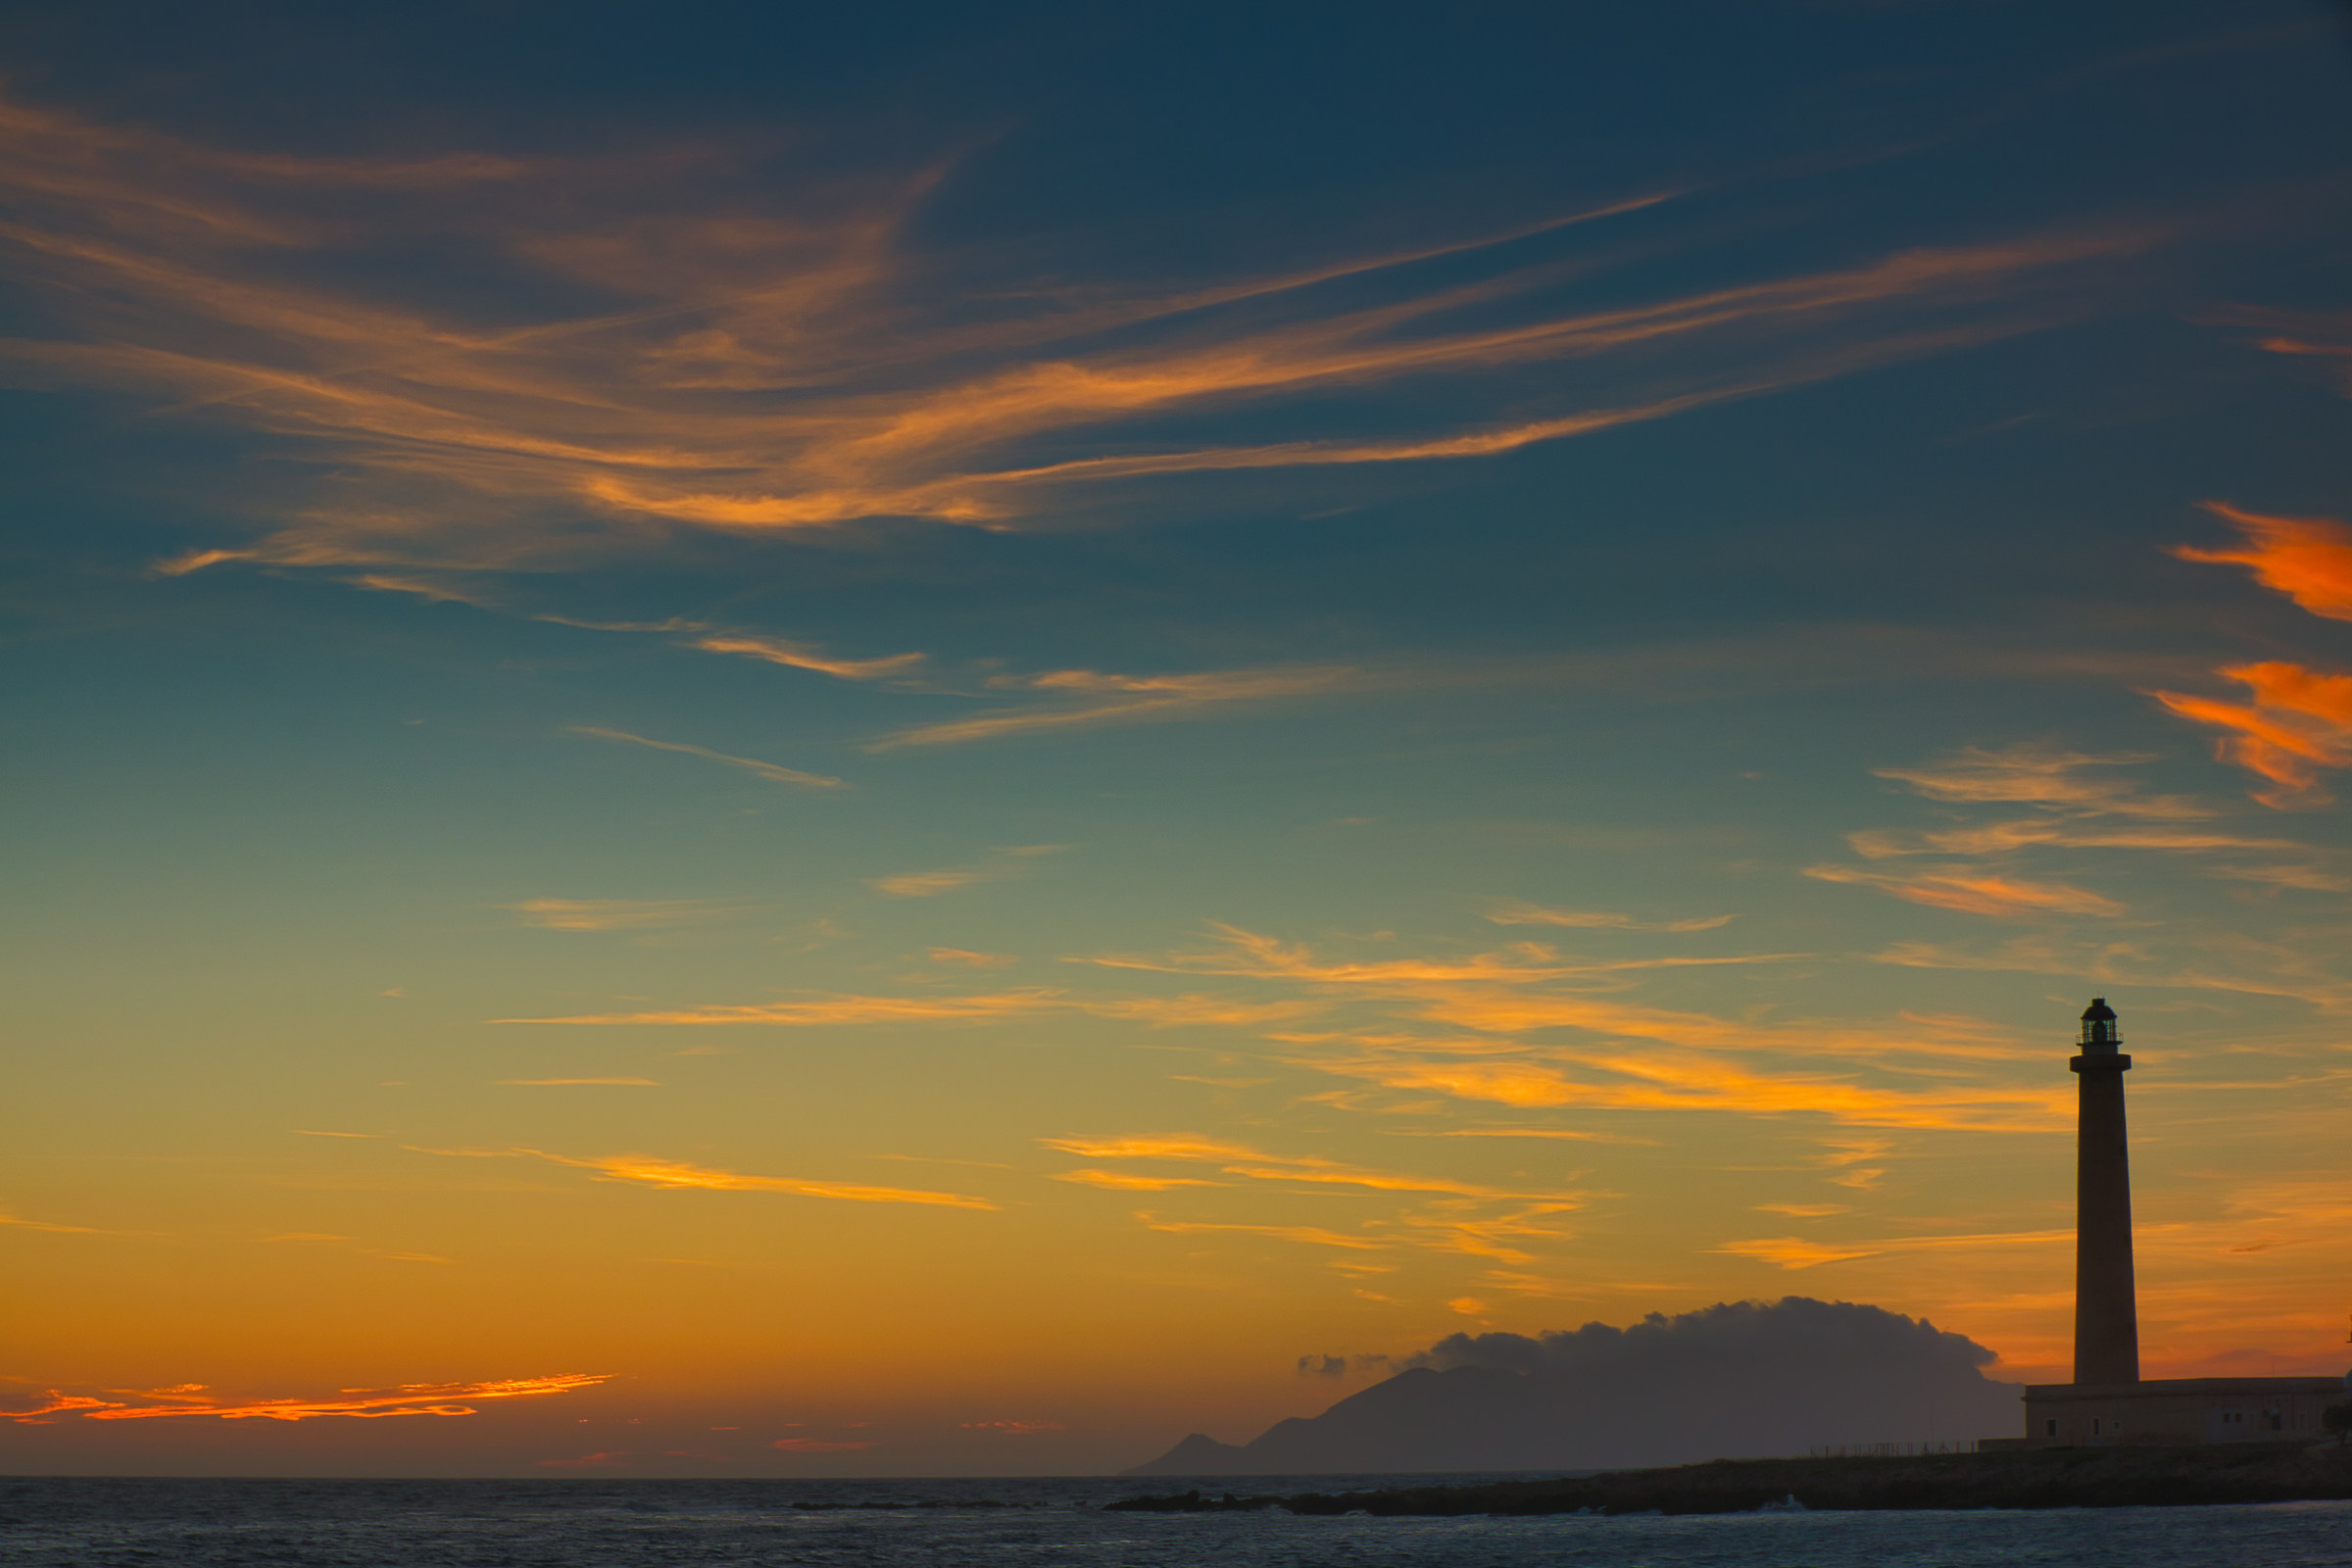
(5, 0), (2352, 1478)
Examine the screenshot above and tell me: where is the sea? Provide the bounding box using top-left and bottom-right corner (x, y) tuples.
(4, 1474), (2351, 1567)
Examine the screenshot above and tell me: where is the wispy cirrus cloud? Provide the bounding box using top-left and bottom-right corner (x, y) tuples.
(1870, 744), (2212, 818)
(2, 1373), (609, 1424)
(868, 666), (1364, 749)
(568, 726), (845, 790)
(1298, 1043), (2067, 1132)
(1869, 932), (2352, 1009)
(1051, 1131), (1590, 1261)
(1077, 922), (1797, 988)
(2153, 662), (2352, 808)
(1485, 902), (1736, 932)
(927, 947), (1019, 968)
(686, 633), (925, 680)
(504, 990), (1067, 1026)
(1718, 1227), (2074, 1270)
(1052, 1168), (1224, 1191)
(871, 844), (1065, 897)
(499, 985), (1319, 1029)
(506, 896), (748, 932)
(1799, 740), (2337, 929)
(2211, 862), (2352, 893)
(1802, 862), (2126, 919)
(0, 1210), (108, 1235)
(1846, 820), (2296, 858)
(0, 89), (2172, 576)
(405, 1146), (996, 1209)
(1091, 925), (2010, 1062)
(1038, 1132), (1586, 1201)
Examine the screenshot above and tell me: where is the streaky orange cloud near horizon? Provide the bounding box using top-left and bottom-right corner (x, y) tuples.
(402, 1147), (1001, 1209)
(4, 1374), (611, 1424)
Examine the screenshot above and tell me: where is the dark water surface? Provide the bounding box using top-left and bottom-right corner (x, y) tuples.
(4, 1476), (2351, 1566)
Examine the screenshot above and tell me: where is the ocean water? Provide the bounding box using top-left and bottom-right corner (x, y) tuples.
(3, 1475), (2351, 1567)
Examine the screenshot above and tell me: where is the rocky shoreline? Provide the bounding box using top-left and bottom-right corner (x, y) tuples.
(1106, 1442), (2352, 1515)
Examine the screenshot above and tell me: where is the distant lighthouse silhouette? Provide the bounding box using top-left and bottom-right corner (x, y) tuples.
(2071, 998), (2138, 1385)
(2020, 999), (2338, 1446)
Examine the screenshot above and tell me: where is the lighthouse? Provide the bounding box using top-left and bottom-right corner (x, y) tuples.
(2013, 998), (2342, 1447)
(2071, 998), (2138, 1385)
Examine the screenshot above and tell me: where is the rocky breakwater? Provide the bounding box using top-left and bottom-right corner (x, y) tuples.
(1107, 1442), (2352, 1515)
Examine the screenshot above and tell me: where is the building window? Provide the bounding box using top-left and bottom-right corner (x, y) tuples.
(2270, 1412), (2283, 1431)
(2045, 1419), (2058, 1437)
(2091, 1419), (2101, 1436)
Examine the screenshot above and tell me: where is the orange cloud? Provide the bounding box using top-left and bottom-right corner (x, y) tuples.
(1314, 984), (2032, 1065)
(1717, 1227), (2072, 1270)
(688, 633), (923, 680)
(1871, 744), (2209, 818)
(1847, 820), (2296, 858)
(0, 89), (2164, 575)
(2152, 662), (2352, 808)
(500, 990), (1068, 1026)
(1052, 1168), (1224, 1191)
(1397, 1203), (1580, 1263)
(1079, 924), (1588, 985)
(1075, 995), (1327, 1027)
(772, 1437), (880, 1452)
(2213, 862), (2352, 892)
(927, 948), (1019, 967)
(1085, 923), (1808, 993)
(2171, 502), (2352, 621)
(501, 985), (1311, 1029)
(1714, 1237), (1887, 1268)
(548, 1152), (998, 1209)
(869, 666), (1362, 749)
(407, 1146), (997, 1209)
(4, 1373), (610, 1424)
(1802, 862), (2126, 918)
(567, 727), (845, 790)
(1311, 1047), (2067, 1132)
(1039, 1133), (1582, 1200)
(1485, 902), (1737, 932)
(0, 1210), (107, 1234)
(506, 897), (745, 931)
(1040, 1134), (1262, 1161)
(871, 843), (1065, 897)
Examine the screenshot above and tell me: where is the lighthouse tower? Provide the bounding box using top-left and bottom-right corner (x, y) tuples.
(2070, 998), (2138, 1386)
(2013, 999), (2343, 1446)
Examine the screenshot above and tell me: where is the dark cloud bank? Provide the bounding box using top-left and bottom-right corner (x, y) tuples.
(1127, 1298), (2019, 1476)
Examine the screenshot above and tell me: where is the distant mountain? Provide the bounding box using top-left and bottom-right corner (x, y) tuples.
(1123, 1297), (2020, 1476)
